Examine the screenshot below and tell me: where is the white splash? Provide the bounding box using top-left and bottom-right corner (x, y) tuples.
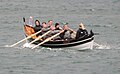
(94, 42), (110, 49)
(3, 45), (22, 49)
(48, 48), (64, 51)
(22, 42), (37, 48)
(4, 45), (11, 47)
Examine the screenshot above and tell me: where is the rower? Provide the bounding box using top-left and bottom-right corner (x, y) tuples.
(41, 22), (50, 33)
(40, 22), (50, 39)
(76, 23), (88, 39)
(43, 22), (63, 41)
(55, 23), (63, 30)
(46, 25), (63, 41)
(60, 23), (74, 40)
(33, 20), (42, 36)
(47, 20), (53, 28)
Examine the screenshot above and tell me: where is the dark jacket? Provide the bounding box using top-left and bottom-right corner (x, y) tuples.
(34, 25), (42, 36)
(34, 25), (42, 32)
(76, 28), (88, 39)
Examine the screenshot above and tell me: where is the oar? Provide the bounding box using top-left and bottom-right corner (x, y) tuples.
(67, 28), (76, 38)
(31, 31), (63, 49)
(10, 30), (42, 47)
(10, 17), (42, 47)
(61, 22), (76, 34)
(23, 30), (51, 47)
(68, 28), (76, 34)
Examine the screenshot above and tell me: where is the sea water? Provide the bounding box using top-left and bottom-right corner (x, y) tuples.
(0, 0), (120, 74)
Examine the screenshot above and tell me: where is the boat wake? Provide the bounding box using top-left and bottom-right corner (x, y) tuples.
(2, 45), (23, 49)
(22, 43), (36, 48)
(93, 42), (110, 49)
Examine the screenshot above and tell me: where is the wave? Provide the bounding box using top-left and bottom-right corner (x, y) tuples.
(93, 42), (110, 49)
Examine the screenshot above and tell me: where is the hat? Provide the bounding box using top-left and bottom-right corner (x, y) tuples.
(79, 23), (86, 30)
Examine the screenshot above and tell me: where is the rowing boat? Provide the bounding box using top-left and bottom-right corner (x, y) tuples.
(24, 25), (94, 50)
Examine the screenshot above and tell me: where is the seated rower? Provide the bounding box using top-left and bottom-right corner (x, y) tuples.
(33, 20), (42, 36)
(34, 20), (42, 32)
(47, 20), (53, 28)
(42, 22), (47, 28)
(34, 20), (42, 36)
(76, 23), (88, 39)
(60, 23), (74, 40)
(45, 25), (63, 41)
(41, 22), (50, 33)
(55, 23), (63, 30)
(48, 26), (60, 37)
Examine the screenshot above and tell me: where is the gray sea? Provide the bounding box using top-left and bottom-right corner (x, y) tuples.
(0, 0), (120, 74)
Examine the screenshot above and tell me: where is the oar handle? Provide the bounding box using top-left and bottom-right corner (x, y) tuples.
(68, 28), (76, 34)
(10, 30), (42, 47)
(10, 37), (28, 47)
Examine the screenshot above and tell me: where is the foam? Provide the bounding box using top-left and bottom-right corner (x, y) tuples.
(94, 42), (110, 49)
